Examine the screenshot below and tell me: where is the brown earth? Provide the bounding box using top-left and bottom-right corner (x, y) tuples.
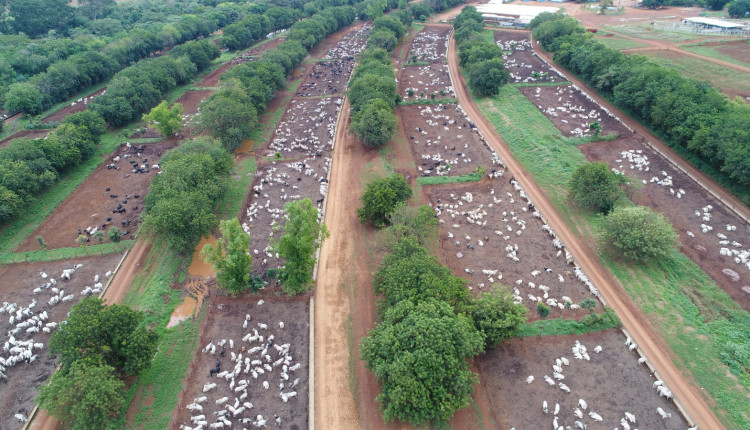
(0, 253), (124, 429)
(174, 89), (213, 115)
(449, 30), (723, 430)
(494, 31), (566, 84)
(716, 40), (750, 65)
(16, 139), (177, 252)
(481, 330), (687, 429)
(399, 63), (454, 101)
(42, 88), (107, 124)
(0, 130), (50, 149)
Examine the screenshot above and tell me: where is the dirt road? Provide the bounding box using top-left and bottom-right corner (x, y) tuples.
(447, 32), (724, 430)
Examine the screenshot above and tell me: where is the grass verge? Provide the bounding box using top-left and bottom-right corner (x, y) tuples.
(216, 156), (258, 220)
(0, 240), (134, 264)
(400, 97), (458, 105)
(476, 84), (750, 429)
(512, 81), (571, 88)
(594, 35), (648, 51)
(516, 308), (621, 337)
(417, 171), (482, 185)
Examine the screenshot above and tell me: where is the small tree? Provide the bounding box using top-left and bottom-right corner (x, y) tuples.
(93, 230), (105, 243)
(37, 360), (126, 430)
(537, 302), (551, 318)
(357, 174), (412, 228)
(580, 297), (597, 312)
(351, 98), (397, 149)
(76, 234), (88, 248)
(142, 101), (184, 137)
(108, 227), (122, 243)
(568, 162), (622, 214)
(271, 199), (329, 295)
(599, 206), (679, 263)
(589, 121), (602, 136)
(201, 218), (253, 297)
(37, 235), (47, 249)
(471, 285), (528, 349)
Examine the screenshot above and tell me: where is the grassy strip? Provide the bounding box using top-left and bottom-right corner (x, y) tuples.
(480, 29), (496, 45)
(216, 156), (258, 220)
(512, 81), (571, 88)
(515, 309), (621, 337)
(477, 85), (750, 429)
(0, 132), (125, 259)
(404, 61), (431, 66)
(0, 240), (134, 264)
(595, 35), (648, 51)
(114, 239), (197, 430)
(399, 97), (458, 106)
(417, 171), (482, 185)
(189, 86), (219, 91)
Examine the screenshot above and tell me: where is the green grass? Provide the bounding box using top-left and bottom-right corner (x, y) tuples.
(114, 238), (197, 430)
(216, 156), (258, 220)
(480, 29), (496, 45)
(640, 50), (750, 98)
(516, 309), (621, 337)
(0, 132), (126, 260)
(417, 171), (482, 185)
(399, 97), (458, 106)
(681, 41), (750, 69)
(0, 240), (134, 264)
(595, 35), (649, 50)
(512, 81), (571, 88)
(476, 84), (750, 429)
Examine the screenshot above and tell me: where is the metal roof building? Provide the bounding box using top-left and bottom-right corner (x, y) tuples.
(682, 17), (746, 29)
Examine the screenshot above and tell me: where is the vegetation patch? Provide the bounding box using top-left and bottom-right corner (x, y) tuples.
(417, 171), (482, 185)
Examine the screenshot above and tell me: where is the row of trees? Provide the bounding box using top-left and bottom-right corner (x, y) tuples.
(220, 7), (299, 51)
(357, 179), (526, 426)
(454, 7), (510, 97)
(0, 111), (106, 224)
(38, 298), (159, 429)
(727, 0), (750, 16)
(202, 6), (357, 151)
(348, 15), (408, 149)
(532, 13), (750, 190)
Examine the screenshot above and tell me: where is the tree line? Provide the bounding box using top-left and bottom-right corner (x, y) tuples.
(454, 6), (510, 97)
(0, 111), (106, 224)
(357, 175), (527, 427)
(202, 5), (357, 151)
(532, 13), (750, 193)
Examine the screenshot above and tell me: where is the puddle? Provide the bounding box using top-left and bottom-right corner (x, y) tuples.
(188, 236), (217, 276)
(235, 138), (256, 154)
(166, 296), (197, 328)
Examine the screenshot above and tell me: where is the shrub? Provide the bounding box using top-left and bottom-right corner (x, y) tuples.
(357, 174), (412, 227)
(599, 206), (679, 263)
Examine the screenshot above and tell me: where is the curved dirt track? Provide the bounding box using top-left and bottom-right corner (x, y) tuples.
(447, 33), (724, 430)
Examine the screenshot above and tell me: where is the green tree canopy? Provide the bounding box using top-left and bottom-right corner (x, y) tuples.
(4, 82), (45, 116)
(567, 162), (623, 214)
(360, 298), (485, 427)
(468, 58), (510, 97)
(271, 198), (329, 295)
(471, 285), (527, 349)
(599, 206), (679, 263)
(351, 98), (398, 149)
(142, 101), (184, 137)
(372, 15), (407, 39)
(378, 204), (439, 251)
(728, 0), (750, 17)
(367, 29), (398, 52)
(357, 173), (412, 228)
(197, 88), (258, 152)
(201, 218), (253, 297)
(37, 360), (125, 430)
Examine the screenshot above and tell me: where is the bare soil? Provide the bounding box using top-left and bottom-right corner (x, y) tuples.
(399, 103), (499, 177)
(407, 26), (450, 64)
(494, 31), (566, 84)
(295, 59), (355, 97)
(170, 294), (309, 430)
(399, 63), (454, 101)
(480, 330), (687, 429)
(16, 140), (177, 251)
(267, 97), (342, 157)
(42, 88), (107, 124)
(0, 130), (50, 149)
(580, 137), (750, 311)
(518, 84), (632, 138)
(174, 89), (213, 115)
(716, 40), (750, 65)
(0, 253), (123, 429)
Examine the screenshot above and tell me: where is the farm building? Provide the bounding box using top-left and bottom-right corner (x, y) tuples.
(476, 1), (563, 26)
(682, 17), (747, 30)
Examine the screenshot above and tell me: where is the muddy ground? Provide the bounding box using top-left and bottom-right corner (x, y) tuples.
(399, 63), (454, 101)
(267, 97), (341, 157)
(296, 59), (355, 98)
(580, 137), (750, 311)
(400, 103), (500, 177)
(170, 295), (309, 430)
(480, 330), (687, 429)
(0, 253), (123, 429)
(494, 30), (566, 84)
(17, 140), (177, 252)
(520, 84), (632, 138)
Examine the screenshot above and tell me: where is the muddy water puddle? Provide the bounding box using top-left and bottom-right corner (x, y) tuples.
(166, 296), (197, 328)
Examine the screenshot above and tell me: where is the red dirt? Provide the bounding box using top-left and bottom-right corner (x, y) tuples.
(42, 88), (107, 124)
(716, 40), (750, 65)
(0, 253), (124, 427)
(174, 89), (213, 116)
(449, 31), (724, 430)
(16, 139), (177, 252)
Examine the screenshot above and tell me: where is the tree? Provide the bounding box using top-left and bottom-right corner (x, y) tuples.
(367, 29), (398, 52)
(372, 15), (407, 39)
(4, 83), (45, 116)
(48, 298), (158, 376)
(271, 199), (329, 295)
(728, 0), (750, 16)
(360, 299), (485, 427)
(589, 121), (602, 136)
(568, 162), (622, 214)
(94, 230), (105, 243)
(357, 174), (412, 227)
(641, 0), (667, 8)
(351, 99), (398, 149)
(142, 101), (184, 137)
(108, 227), (122, 243)
(37, 235), (48, 249)
(197, 91), (258, 152)
(379, 204), (439, 251)
(36, 360), (125, 430)
(468, 58), (510, 97)
(201, 218), (253, 297)
(471, 286), (527, 349)
(537, 302), (550, 318)
(599, 206), (679, 263)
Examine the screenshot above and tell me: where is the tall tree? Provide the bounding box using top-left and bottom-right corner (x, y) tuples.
(360, 299), (485, 427)
(201, 218), (254, 297)
(9, 0), (74, 36)
(351, 98), (397, 149)
(271, 198), (329, 295)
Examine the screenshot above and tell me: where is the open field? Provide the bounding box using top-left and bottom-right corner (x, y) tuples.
(0, 253), (123, 427)
(681, 40), (750, 69)
(595, 32), (650, 50)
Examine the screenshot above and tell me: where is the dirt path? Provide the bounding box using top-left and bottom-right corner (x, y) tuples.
(447, 32), (724, 430)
